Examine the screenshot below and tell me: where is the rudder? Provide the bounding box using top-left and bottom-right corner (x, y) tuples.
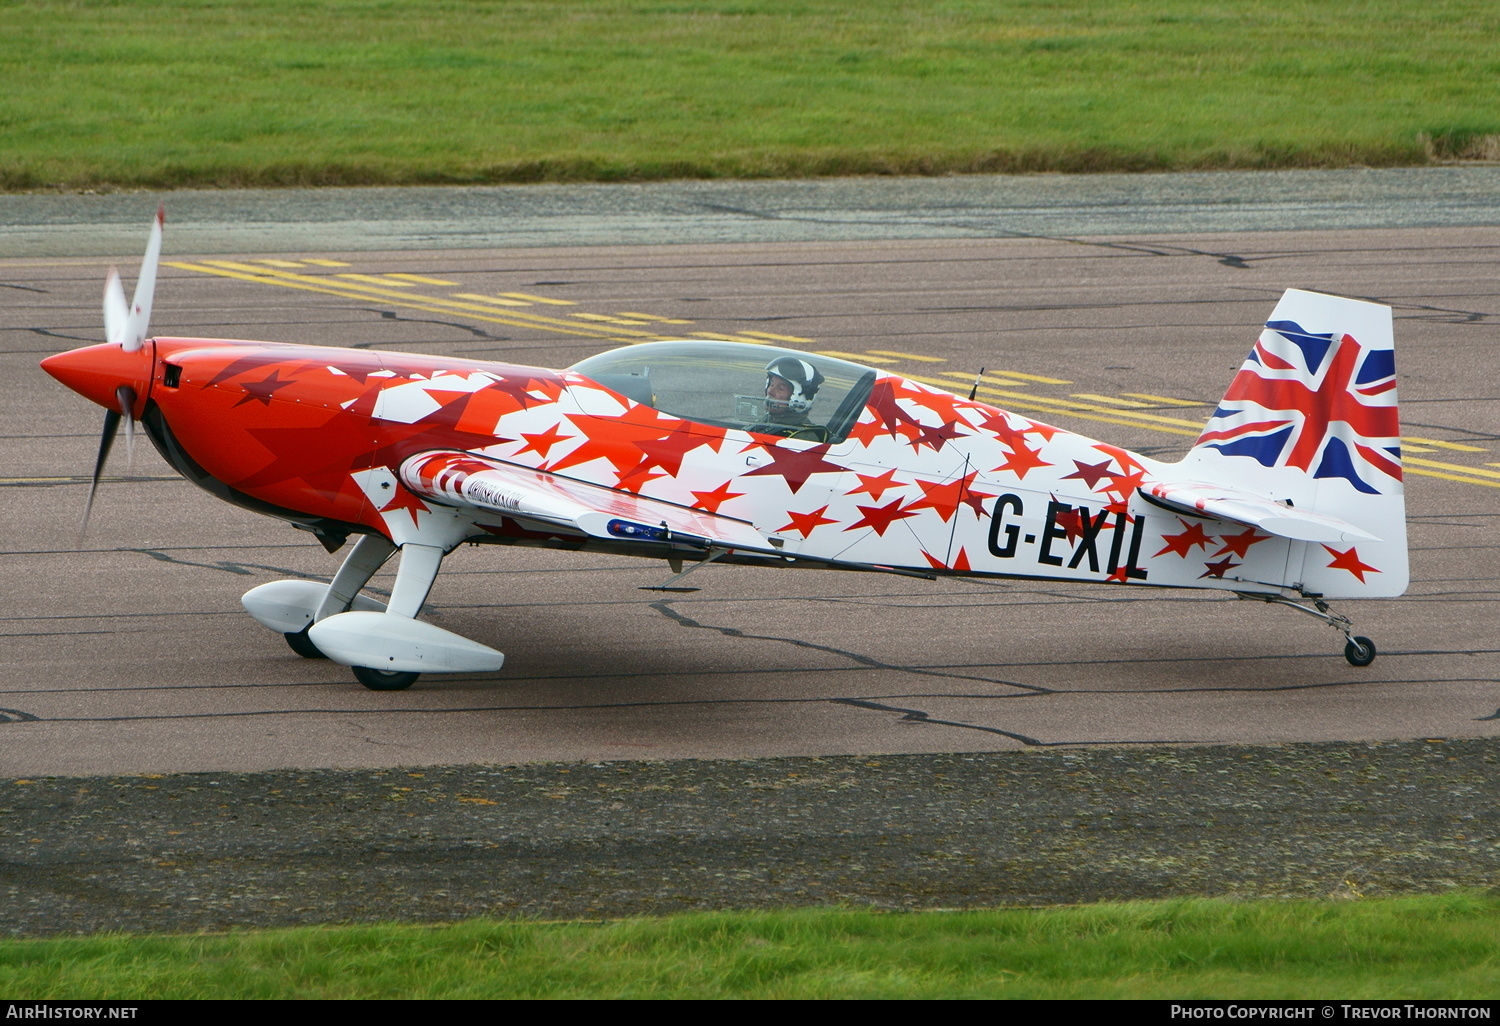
(1178, 289), (1407, 598)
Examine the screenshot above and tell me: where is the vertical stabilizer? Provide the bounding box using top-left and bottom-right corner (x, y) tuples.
(1177, 289), (1407, 598)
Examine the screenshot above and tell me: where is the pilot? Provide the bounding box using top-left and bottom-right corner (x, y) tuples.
(751, 356), (829, 442)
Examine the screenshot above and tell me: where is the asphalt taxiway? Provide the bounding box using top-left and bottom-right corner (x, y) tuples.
(3, 189), (1497, 778)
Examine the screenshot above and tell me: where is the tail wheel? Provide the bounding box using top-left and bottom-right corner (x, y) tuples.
(353, 666), (420, 691)
(1344, 636), (1376, 667)
(284, 626), (327, 659)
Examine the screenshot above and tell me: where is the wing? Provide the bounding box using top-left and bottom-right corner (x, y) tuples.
(1143, 480), (1379, 543)
(400, 450), (771, 550)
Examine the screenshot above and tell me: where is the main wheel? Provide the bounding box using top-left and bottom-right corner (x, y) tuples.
(1344, 636), (1376, 667)
(284, 626), (327, 659)
(353, 665), (420, 691)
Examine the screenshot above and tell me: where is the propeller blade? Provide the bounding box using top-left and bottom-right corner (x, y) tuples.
(81, 408), (122, 541)
(115, 385), (137, 468)
(103, 268), (127, 348)
(123, 205), (164, 353)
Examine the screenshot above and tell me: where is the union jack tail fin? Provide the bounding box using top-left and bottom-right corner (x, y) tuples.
(1176, 289), (1407, 598)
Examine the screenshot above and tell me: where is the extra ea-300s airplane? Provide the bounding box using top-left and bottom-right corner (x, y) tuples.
(41, 210), (1407, 691)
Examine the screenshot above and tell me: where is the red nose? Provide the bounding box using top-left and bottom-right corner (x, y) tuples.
(41, 341), (155, 417)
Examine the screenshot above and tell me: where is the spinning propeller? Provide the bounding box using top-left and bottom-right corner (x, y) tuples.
(42, 206), (165, 540)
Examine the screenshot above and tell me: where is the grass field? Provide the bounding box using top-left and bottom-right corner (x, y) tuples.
(4, 894), (1499, 998)
(3, 1), (1499, 190)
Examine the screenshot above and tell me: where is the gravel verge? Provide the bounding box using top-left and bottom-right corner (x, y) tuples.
(3, 739), (1497, 938)
(6, 167), (1500, 257)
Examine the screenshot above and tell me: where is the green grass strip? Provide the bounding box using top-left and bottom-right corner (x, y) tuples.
(3, 0), (1499, 191)
(4, 893), (1500, 998)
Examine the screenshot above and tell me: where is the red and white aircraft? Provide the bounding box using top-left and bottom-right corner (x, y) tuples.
(42, 211), (1407, 690)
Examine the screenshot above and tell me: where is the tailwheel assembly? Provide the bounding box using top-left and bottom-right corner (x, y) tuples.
(1237, 592), (1377, 667)
(1343, 635), (1377, 667)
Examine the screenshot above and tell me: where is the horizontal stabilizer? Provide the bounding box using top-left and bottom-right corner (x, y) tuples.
(1143, 481), (1379, 544)
(401, 450), (771, 550)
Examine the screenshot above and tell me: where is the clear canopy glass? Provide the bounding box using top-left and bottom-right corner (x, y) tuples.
(571, 341), (878, 443)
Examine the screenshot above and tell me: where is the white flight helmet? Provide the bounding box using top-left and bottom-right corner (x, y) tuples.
(764, 356), (824, 413)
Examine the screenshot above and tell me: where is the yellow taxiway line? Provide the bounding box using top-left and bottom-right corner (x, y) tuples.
(168, 262), (650, 342)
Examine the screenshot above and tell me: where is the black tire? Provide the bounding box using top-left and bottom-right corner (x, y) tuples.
(353, 665), (420, 691)
(284, 626), (327, 659)
(1344, 636), (1376, 667)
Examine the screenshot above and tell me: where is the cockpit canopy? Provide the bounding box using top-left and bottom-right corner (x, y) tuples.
(571, 341), (878, 443)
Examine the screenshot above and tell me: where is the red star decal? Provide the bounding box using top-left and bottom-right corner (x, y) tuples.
(1024, 419), (1061, 442)
(364, 393), (524, 471)
(239, 411), (384, 503)
(326, 360), (385, 384)
(779, 505), (840, 537)
(231, 368), (298, 407)
(1052, 505), (1088, 545)
(516, 423), (574, 459)
(848, 469), (903, 501)
(899, 383), (969, 425)
(633, 422), (718, 477)
(741, 443), (847, 494)
(474, 370), (567, 414)
(614, 464), (669, 490)
(1323, 545), (1380, 582)
(1102, 469), (1146, 499)
(844, 497), (919, 536)
(379, 485), (430, 528)
(846, 414), (893, 447)
(1199, 556), (1242, 579)
(691, 480), (745, 514)
(973, 410), (1031, 450)
(222, 369), (536, 523)
(1213, 527), (1271, 559)
(1062, 459), (1115, 490)
(205, 353), (316, 389)
(992, 440), (1052, 480)
(446, 386), (532, 434)
(921, 547), (974, 572)
(858, 379), (924, 442)
(906, 472), (994, 523)
(908, 419), (968, 453)
(547, 405), (696, 475)
(1093, 443), (1144, 473)
(340, 381), (386, 419)
(1154, 519), (1213, 558)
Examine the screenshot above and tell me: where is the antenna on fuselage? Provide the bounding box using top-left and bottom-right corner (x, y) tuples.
(967, 367), (986, 402)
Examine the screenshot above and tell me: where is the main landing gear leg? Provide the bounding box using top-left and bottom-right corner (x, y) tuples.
(316, 535), (398, 620)
(283, 535), (397, 659)
(350, 542), (444, 692)
(1237, 592), (1377, 667)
